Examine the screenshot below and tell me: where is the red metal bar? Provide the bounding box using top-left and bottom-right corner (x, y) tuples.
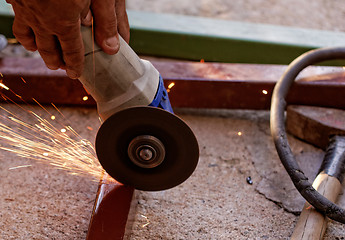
(86, 174), (134, 240)
(0, 58), (94, 106)
(0, 57), (344, 109)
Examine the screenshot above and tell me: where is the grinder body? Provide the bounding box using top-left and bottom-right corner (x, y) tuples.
(78, 27), (198, 191)
(79, 27), (172, 120)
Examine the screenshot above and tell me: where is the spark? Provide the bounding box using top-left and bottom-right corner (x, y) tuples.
(237, 131), (242, 136)
(21, 77), (27, 83)
(83, 96), (89, 101)
(9, 164), (32, 170)
(168, 82), (175, 89)
(200, 59), (205, 63)
(262, 90), (268, 95)
(0, 83), (9, 90)
(32, 98), (50, 115)
(306, 205), (313, 210)
(0, 108), (105, 181)
(51, 103), (65, 118)
(0, 92), (106, 182)
(167, 82), (175, 93)
(140, 214), (150, 228)
(51, 115), (56, 120)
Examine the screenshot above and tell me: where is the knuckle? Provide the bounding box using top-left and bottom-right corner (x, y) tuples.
(62, 45), (84, 57)
(66, 64), (83, 79)
(38, 50), (62, 67)
(63, 48), (84, 68)
(53, 21), (80, 36)
(13, 33), (36, 50)
(95, 23), (117, 40)
(42, 56), (62, 68)
(38, 47), (58, 56)
(13, 28), (32, 40)
(38, 45), (59, 56)
(64, 52), (84, 66)
(42, 55), (63, 68)
(13, 32), (32, 42)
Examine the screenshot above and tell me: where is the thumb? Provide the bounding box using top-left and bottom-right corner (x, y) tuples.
(91, 0), (119, 55)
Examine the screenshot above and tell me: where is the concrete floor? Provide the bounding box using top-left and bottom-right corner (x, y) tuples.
(127, 109), (345, 239)
(127, 0), (345, 32)
(1, 104), (344, 239)
(0, 105), (101, 239)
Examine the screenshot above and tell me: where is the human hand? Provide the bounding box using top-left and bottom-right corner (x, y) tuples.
(6, 0), (129, 79)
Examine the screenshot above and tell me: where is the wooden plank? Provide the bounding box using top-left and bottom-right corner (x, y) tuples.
(286, 106), (345, 149)
(0, 57), (344, 109)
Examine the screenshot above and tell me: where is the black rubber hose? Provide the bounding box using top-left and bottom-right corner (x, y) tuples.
(270, 47), (345, 223)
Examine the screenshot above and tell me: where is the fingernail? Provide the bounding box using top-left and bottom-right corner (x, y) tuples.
(104, 36), (119, 50)
(66, 69), (79, 79)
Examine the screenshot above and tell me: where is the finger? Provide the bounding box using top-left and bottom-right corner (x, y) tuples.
(12, 19), (37, 51)
(81, 10), (93, 26)
(57, 22), (84, 79)
(91, 0), (119, 54)
(115, 0), (130, 43)
(34, 30), (64, 70)
(81, 0), (91, 18)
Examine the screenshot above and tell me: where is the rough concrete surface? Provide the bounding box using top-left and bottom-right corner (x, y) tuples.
(1, 106), (345, 239)
(0, 104), (101, 240)
(127, 0), (345, 32)
(126, 109), (345, 239)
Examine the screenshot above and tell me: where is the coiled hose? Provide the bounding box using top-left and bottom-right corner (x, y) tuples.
(270, 47), (345, 223)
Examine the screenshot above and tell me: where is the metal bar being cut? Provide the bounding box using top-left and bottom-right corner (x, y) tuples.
(0, 57), (344, 109)
(86, 174), (134, 240)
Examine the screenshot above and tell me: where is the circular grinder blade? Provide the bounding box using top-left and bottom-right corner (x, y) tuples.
(95, 106), (199, 191)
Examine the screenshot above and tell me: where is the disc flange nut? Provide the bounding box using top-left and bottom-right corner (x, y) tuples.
(128, 135), (165, 169)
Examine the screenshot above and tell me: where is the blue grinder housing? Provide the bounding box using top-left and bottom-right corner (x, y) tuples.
(149, 75), (174, 113)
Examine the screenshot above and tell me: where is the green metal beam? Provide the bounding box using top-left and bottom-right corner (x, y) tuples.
(128, 11), (345, 65)
(1, 4), (345, 65)
(0, 1), (14, 38)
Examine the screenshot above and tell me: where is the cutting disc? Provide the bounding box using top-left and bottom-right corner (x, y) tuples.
(95, 106), (199, 191)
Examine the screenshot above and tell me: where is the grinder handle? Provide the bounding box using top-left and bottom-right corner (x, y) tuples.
(78, 26), (160, 120)
(291, 136), (345, 240)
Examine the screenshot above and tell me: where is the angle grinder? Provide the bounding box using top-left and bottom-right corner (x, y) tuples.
(78, 27), (199, 191)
